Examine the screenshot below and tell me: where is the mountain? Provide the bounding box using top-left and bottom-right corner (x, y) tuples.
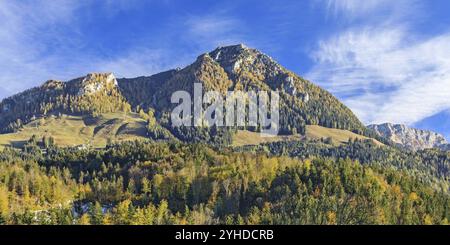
(121, 44), (375, 138)
(0, 44), (378, 148)
(0, 73), (132, 133)
(368, 123), (449, 151)
(1, 45), (450, 226)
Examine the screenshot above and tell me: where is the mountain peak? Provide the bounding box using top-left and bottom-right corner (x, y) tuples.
(205, 44), (281, 78)
(74, 73), (118, 96)
(210, 43), (249, 57)
(209, 44), (256, 64)
(368, 123), (448, 151)
(82, 72), (116, 84)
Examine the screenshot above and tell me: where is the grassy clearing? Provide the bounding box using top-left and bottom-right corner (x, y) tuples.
(232, 125), (383, 147)
(232, 130), (304, 147)
(0, 112), (148, 149)
(305, 125), (383, 146)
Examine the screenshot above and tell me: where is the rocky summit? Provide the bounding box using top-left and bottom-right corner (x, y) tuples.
(368, 123), (449, 151)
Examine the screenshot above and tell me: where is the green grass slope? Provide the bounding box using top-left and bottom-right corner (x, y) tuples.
(0, 112), (149, 149)
(232, 125), (383, 147)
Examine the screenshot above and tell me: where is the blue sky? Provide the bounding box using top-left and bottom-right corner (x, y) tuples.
(0, 0), (450, 139)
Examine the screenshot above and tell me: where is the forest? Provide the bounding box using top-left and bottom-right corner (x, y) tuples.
(0, 138), (449, 225)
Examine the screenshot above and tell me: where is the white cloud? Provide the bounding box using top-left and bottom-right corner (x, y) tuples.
(306, 27), (450, 125)
(323, 0), (389, 16)
(318, 0), (421, 25)
(308, 0), (450, 127)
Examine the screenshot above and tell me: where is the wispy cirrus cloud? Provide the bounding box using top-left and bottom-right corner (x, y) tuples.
(320, 0), (419, 21)
(306, 0), (450, 134)
(307, 25), (450, 125)
(323, 0), (389, 16)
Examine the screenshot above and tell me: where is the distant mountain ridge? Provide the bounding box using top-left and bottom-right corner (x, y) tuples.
(368, 123), (450, 151)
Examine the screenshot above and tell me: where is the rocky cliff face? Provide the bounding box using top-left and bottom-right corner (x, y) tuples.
(368, 123), (449, 151)
(74, 73), (118, 96)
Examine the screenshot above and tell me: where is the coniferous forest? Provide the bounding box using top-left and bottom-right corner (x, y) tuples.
(1, 138), (449, 225)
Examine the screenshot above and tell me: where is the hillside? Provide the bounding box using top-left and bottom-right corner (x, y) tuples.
(232, 125), (383, 147)
(0, 112), (152, 150)
(1, 140), (448, 225)
(124, 44), (370, 137)
(0, 44), (379, 148)
(0, 73), (132, 134)
(305, 125), (383, 146)
(0, 117), (382, 150)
